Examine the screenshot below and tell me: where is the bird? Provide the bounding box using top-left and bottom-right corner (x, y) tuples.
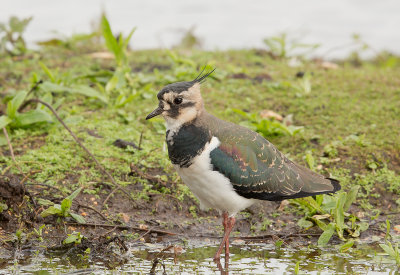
(146, 68), (341, 261)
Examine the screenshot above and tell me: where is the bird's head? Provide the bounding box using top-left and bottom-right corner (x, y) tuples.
(146, 68), (215, 129)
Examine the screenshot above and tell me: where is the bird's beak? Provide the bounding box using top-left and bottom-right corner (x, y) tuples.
(146, 106), (163, 120)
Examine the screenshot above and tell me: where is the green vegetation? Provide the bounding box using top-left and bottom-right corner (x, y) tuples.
(40, 187), (86, 223)
(294, 186), (369, 246)
(1, 15), (400, 272)
(63, 231), (85, 245)
(263, 32), (319, 58)
(0, 16), (32, 55)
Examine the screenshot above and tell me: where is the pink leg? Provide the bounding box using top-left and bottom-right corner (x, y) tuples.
(213, 213), (236, 262)
(224, 216), (236, 261)
(213, 212), (229, 261)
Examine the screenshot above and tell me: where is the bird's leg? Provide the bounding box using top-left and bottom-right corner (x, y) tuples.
(213, 212), (229, 261)
(224, 216), (236, 261)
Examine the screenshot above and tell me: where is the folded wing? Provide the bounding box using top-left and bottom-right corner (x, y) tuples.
(209, 132), (340, 201)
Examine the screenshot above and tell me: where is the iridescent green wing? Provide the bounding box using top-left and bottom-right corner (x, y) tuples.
(210, 130), (339, 201)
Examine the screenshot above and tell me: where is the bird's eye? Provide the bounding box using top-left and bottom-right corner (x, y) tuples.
(174, 97), (183, 105)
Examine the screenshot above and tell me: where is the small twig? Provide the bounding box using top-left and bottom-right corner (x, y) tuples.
(18, 80), (44, 112)
(18, 171), (32, 186)
(2, 127), (23, 174)
(132, 228), (152, 242)
(129, 162), (169, 186)
(25, 99), (113, 181)
(25, 182), (66, 195)
(158, 244), (174, 254)
(23, 98), (136, 208)
(1, 165), (12, 175)
(138, 131), (143, 150)
(149, 192), (183, 207)
(102, 187), (121, 207)
(77, 203), (108, 221)
(65, 222), (178, 236)
(380, 211), (400, 216)
(93, 226), (118, 240)
(236, 233), (322, 240)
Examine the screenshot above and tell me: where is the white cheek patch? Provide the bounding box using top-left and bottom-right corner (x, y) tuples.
(163, 101), (171, 110)
(179, 106), (197, 122)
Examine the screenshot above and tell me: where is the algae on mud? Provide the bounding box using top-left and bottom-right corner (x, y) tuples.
(1, 17), (400, 273)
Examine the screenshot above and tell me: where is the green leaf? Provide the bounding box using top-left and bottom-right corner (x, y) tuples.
(122, 27), (136, 50)
(343, 186), (359, 212)
(7, 91), (28, 118)
(63, 232), (82, 244)
(386, 219), (391, 237)
(39, 62), (56, 82)
(0, 115), (12, 129)
(0, 202), (8, 212)
(41, 81), (107, 103)
(275, 240), (283, 249)
(40, 81), (69, 93)
(72, 85), (108, 103)
(230, 108), (252, 120)
(70, 213), (86, 224)
(41, 205), (62, 217)
(37, 198), (54, 206)
(66, 187), (82, 201)
(359, 222), (369, 232)
(297, 217), (314, 229)
(317, 223), (336, 246)
(321, 195), (336, 212)
(0, 136), (6, 146)
(304, 197), (325, 213)
(61, 198), (72, 214)
(9, 16), (32, 33)
(380, 243), (396, 258)
(101, 15), (121, 63)
(294, 261), (300, 274)
(333, 192), (346, 230)
(350, 218), (369, 237)
(13, 109), (52, 127)
(305, 151), (315, 170)
(315, 194), (324, 206)
(339, 240), (354, 252)
(313, 218), (328, 231)
(105, 69), (126, 93)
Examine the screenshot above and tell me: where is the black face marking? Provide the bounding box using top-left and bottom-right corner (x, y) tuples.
(168, 103), (180, 118)
(165, 101), (196, 118)
(167, 124), (211, 168)
(180, 102), (195, 108)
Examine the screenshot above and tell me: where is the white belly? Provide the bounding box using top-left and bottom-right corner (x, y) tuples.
(174, 136), (255, 216)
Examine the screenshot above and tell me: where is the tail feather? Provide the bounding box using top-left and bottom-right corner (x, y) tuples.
(327, 178), (341, 192)
(240, 177), (341, 201)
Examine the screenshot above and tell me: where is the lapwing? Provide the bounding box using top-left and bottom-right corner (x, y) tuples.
(146, 69), (341, 261)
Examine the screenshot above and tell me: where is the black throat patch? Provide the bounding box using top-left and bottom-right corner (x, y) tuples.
(167, 124), (211, 168)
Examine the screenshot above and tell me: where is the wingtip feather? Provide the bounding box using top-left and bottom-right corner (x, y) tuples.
(327, 177), (341, 192)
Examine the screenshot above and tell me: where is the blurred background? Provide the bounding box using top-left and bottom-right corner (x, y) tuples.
(1, 0), (399, 58)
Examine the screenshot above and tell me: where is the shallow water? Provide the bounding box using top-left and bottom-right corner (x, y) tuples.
(2, 241), (398, 274)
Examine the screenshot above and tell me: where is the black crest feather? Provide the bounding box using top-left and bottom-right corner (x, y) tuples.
(157, 67), (216, 98)
(192, 66), (216, 84)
